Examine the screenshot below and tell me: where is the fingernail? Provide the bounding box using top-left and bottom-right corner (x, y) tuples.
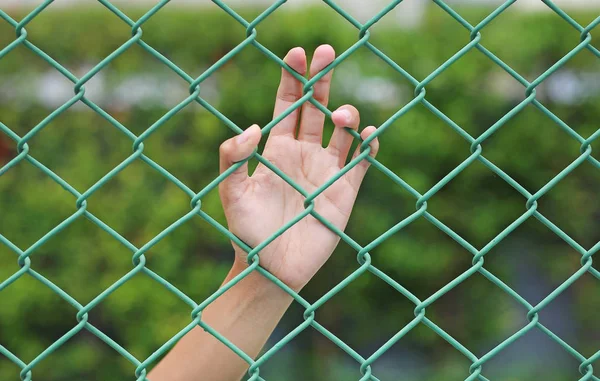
(337, 109), (352, 124)
(236, 128), (252, 144)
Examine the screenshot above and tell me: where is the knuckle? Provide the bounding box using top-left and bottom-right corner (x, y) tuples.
(341, 104), (358, 114)
(304, 100), (322, 111)
(277, 90), (300, 103)
(302, 129), (321, 138)
(312, 93), (329, 106)
(370, 141), (379, 157)
(219, 140), (233, 157)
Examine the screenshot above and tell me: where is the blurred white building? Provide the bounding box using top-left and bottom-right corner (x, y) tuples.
(0, 0), (597, 110)
(1, 0), (598, 19)
(1, 0), (598, 30)
(1, 0), (598, 32)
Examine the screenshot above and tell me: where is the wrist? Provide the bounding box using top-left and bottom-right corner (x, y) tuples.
(226, 258), (294, 304)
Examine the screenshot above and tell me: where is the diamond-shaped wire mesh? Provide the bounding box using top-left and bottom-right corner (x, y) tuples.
(0, 0), (599, 380)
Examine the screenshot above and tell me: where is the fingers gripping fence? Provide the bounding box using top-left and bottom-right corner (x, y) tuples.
(0, 0), (599, 380)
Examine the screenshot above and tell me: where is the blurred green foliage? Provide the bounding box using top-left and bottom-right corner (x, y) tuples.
(0, 4), (598, 381)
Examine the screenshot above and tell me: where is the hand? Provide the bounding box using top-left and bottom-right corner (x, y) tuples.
(149, 45), (379, 381)
(218, 45), (379, 291)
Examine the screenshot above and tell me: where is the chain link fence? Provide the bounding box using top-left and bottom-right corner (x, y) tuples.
(0, 0), (599, 380)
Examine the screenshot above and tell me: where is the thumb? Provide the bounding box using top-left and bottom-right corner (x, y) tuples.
(219, 124), (262, 203)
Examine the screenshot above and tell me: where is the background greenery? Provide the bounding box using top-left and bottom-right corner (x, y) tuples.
(0, 3), (598, 381)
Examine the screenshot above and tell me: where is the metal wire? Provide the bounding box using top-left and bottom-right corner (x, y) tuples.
(0, 1), (598, 380)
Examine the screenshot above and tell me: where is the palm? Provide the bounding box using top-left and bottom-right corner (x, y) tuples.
(218, 46), (378, 291)
(227, 136), (358, 289)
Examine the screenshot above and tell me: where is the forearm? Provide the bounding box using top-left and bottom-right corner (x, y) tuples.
(148, 260), (293, 381)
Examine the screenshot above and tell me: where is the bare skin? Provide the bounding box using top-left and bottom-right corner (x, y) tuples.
(148, 45), (378, 381)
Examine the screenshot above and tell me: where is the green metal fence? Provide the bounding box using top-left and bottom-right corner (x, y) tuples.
(0, 0), (599, 380)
